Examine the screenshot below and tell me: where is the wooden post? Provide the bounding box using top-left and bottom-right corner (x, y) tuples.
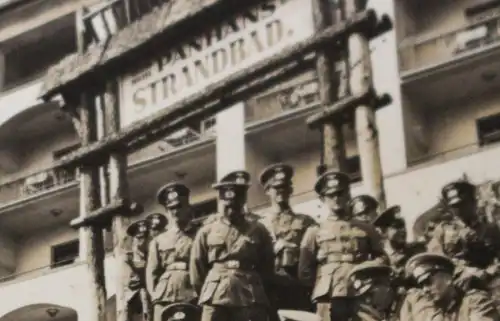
(312, 0), (349, 176)
(345, 0), (387, 208)
(75, 8), (108, 321)
(79, 94), (108, 321)
(103, 80), (133, 321)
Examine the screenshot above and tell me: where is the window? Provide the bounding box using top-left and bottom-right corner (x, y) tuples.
(51, 239), (79, 268)
(193, 198), (217, 219)
(477, 113), (500, 146)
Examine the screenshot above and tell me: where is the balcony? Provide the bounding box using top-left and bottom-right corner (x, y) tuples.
(0, 167), (78, 208)
(399, 14), (500, 108)
(0, 78), (44, 114)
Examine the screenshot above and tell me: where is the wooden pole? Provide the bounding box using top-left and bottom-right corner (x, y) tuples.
(312, 0), (348, 176)
(103, 80), (133, 321)
(75, 8), (108, 321)
(79, 94), (108, 321)
(345, 0), (386, 208)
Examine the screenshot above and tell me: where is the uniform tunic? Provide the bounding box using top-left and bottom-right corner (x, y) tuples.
(259, 209), (316, 311)
(349, 303), (387, 321)
(400, 288), (500, 321)
(299, 216), (388, 321)
(125, 239), (151, 318)
(189, 214), (275, 321)
(146, 222), (199, 321)
(428, 217), (500, 291)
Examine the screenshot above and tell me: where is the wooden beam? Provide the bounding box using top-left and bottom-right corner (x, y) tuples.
(78, 94), (108, 321)
(53, 9), (379, 169)
(103, 80), (135, 321)
(312, 0), (349, 175)
(346, 1), (391, 209)
(70, 200), (143, 229)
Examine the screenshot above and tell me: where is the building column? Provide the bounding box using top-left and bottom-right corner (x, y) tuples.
(215, 103), (246, 211)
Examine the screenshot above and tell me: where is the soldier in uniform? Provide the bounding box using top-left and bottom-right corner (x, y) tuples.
(348, 195), (379, 223)
(146, 182), (199, 321)
(189, 170), (276, 321)
(401, 252), (500, 321)
(372, 205), (422, 319)
(258, 163), (316, 312)
(298, 171), (388, 321)
(125, 219), (152, 320)
(346, 260), (395, 321)
(146, 212), (168, 238)
(428, 181), (500, 291)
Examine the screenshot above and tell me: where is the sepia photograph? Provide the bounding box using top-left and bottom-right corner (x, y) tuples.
(0, 0), (499, 320)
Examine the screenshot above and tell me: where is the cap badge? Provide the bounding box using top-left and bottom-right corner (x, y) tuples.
(447, 189), (458, 199)
(354, 200), (366, 213)
(168, 191), (178, 200)
(394, 212), (402, 219)
(138, 225), (147, 233)
(413, 266), (426, 278)
(224, 190), (236, 199)
(275, 172), (286, 180)
(173, 312), (186, 320)
(152, 217), (160, 224)
(327, 179), (339, 188)
(353, 280), (362, 290)
(236, 177), (246, 184)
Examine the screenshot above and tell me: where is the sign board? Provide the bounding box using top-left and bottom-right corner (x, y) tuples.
(119, 0), (315, 127)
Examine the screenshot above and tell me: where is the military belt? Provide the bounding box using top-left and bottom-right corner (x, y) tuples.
(166, 262), (188, 271)
(212, 260), (255, 271)
(324, 253), (365, 263)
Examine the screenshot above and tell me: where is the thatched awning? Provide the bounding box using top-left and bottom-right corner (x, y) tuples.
(39, 0), (223, 99)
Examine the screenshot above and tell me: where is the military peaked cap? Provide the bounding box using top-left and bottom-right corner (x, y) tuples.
(372, 205), (404, 228)
(348, 195), (378, 217)
(441, 181), (476, 207)
(126, 219), (149, 237)
(405, 253), (455, 285)
(212, 170), (251, 189)
(314, 171), (350, 196)
(160, 303), (201, 321)
(347, 260), (392, 296)
(259, 163), (294, 189)
(146, 212), (168, 230)
(157, 182), (190, 208)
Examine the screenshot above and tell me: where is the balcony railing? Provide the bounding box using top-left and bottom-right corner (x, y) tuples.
(399, 14), (500, 74)
(0, 166), (78, 206)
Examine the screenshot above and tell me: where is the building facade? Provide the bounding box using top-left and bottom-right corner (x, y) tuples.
(0, 0), (500, 321)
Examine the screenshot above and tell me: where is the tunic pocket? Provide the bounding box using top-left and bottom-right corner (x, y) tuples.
(199, 274), (221, 304)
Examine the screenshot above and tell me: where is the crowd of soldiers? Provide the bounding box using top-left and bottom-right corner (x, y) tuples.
(124, 163), (500, 321)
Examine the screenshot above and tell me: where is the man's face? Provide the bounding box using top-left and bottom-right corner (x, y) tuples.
(425, 271), (454, 302)
(370, 277), (394, 311)
(323, 190), (350, 214)
(387, 222), (407, 244)
(450, 199), (476, 221)
(220, 187), (247, 215)
(266, 185), (292, 205)
(165, 197), (190, 223)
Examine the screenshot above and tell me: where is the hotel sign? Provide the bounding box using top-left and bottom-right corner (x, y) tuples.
(119, 0), (315, 127)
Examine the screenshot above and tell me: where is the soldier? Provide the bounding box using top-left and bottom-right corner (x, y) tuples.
(401, 252), (500, 321)
(428, 181), (500, 291)
(125, 219), (152, 320)
(146, 212), (168, 238)
(258, 163), (316, 312)
(346, 260), (395, 321)
(189, 170), (275, 321)
(372, 205), (422, 319)
(146, 182), (199, 321)
(348, 195), (379, 223)
(298, 171), (388, 321)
